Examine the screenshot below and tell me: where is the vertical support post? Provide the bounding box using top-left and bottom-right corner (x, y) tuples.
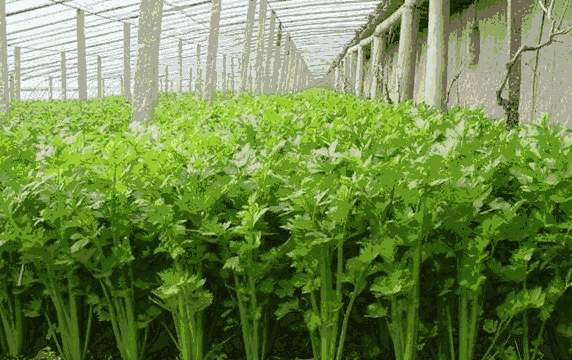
(178, 39), (183, 95)
(49, 76), (53, 101)
(124, 22), (131, 102)
(121, 75), (124, 96)
(189, 67), (193, 92)
(265, 11), (276, 93)
(77, 9), (87, 101)
(241, 0), (257, 93)
(14, 47), (19, 101)
(272, 21), (282, 93)
(166, 65), (169, 93)
(102, 78), (105, 98)
(397, 4), (420, 102)
(506, 0), (522, 129)
(222, 54), (227, 95)
(425, 0), (449, 111)
(61, 51), (67, 101)
(231, 57), (235, 93)
(345, 53), (351, 92)
(356, 46), (364, 96)
(285, 38), (294, 93)
(280, 33), (291, 93)
(97, 56), (102, 99)
(132, 0), (164, 124)
(0, 0), (7, 114)
(371, 34), (385, 99)
(292, 50), (298, 91)
(196, 44), (202, 98)
(349, 51), (356, 93)
(295, 51), (301, 91)
(205, 0), (222, 104)
(334, 67), (339, 91)
(254, 0), (267, 95)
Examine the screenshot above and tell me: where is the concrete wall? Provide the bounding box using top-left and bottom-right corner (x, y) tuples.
(353, 0), (572, 128)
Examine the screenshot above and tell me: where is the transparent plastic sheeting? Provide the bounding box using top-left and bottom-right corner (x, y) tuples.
(6, 0), (379, 100)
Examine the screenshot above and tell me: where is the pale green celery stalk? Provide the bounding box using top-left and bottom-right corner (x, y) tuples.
(333, 259), (371, 360)
(42, 264), (94, 360)
(387, 295), (406, 360)
(456, 252), (483, 360)
(259, 301), (280, 360)
(309, 291), (322, 360)
(522, 278), (530, 360)
(446, 303), (455, 360)
(0, 292), (24, 357)
(234, 268), (259, 360)
(402, 194), (428, 360)
(95, 166), (147, 360)
(320, 249), (334, 360)
(150, 259), (210, 360)
(403, 240), (421, 360)
(188, 262), (205, 360)
(97, 267), (146, 360)
(479, 316), (515, 360)
(247, 251), (260, 360)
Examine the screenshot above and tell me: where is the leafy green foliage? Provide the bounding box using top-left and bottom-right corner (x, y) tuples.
(1, 89), (572, 360)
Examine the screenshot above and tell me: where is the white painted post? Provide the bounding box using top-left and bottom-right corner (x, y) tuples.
(222, 54), (227, 95)
(284, 34), (294, 92)
(290, 49), (297, 91)
(14, 47), (19, 101)
(425, 0), (449, 111)
(179, 39), (183, 95)
(279, 33), (291, 93)
(397, 4), (420, 102)
(189, 67), (193, 92)
(356, 45), (364, 96)
(124, 22), (131, 102)
(241, 0), (257, 93)
(231, 57), (235, 93)
(132, 0), (164, 124)
(272, 22), (282, 93)
(196, 44), (202, 98)
(265, 11), (276, 93)
(77, 9), (87, 101)
(0, 0), (7, 114)
(255, 0), (267, 95)
(61, 51), (66, 101)
(49, 76), (53, 101)
(166, 65), (169, 93)
(205, 0), (222, 104)
(297, 52), (304, 90)
(97, 56), (102, 99)
(8, 72), (12, 101)
(334, 67), (339, 91)
(370, 35), (384, 99)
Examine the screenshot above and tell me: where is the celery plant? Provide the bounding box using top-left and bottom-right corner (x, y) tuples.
(0, 263), (26, 358)
(277, 170), (382, 360)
